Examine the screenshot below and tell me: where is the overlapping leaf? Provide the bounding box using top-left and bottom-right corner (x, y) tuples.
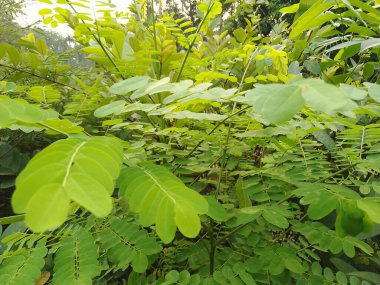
(293, 183), (360, 220)
(12, 136), (123, 232)
(97, 220), (162, 273)
(0, 241), (47, 285)
(51, 229), (101, 285)
(118, 165), (208, 243)
(246, 79), (358, 123)
(0, 95), (58, 127)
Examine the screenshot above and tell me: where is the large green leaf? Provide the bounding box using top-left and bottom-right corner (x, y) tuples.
(293, 183), (360, 220)
(364, 83), (380, 103)
(293, 79), (356, 115)
(246, 79), (358, 123)
(289, 0), (336, 39)
(117, 165), (208, 243)
(93, 100), (125, 118)
(246, 84), (304, 124)
(0, 95), (58, 127)
(357, 199), (380, 224)
(109, 76), (150, 95)
(12, 136), (123, 232)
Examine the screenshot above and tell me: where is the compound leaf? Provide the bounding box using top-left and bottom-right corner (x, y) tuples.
(0, 241), (47, 285)
(118, 165), (208, 243)
(51, 229), (101, 285)
(12, 136), (123, 232)
(98, 220), (162, 273)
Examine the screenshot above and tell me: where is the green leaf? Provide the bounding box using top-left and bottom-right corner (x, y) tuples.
(0, 95), (59, 127)
(164, 111), (227, 121)
(27, 86), (61, 103)
(110, 76), (150, 95)
(51, 229), (101, 285)
(4, 43), (21, 66)
(235, 176), (252, 208)
(280, 3), (300, 14)
(156, 198), (177, 244)
(277, 247), (304, 273)
(246, 84), (304, 124)
(98, 220), (161, 273)
(205, 196), (228, 221)
(35, 39), (48, 56)
(336, 271), (348, 285)
(12, 137), (123, 232)
(357, 199), (380, 224)
(307, 191), (338, 220)
(117, 165), (208, 243)
(25, 184), (70, 232)
(339, 84), (367, 100)
(304, 59), (321, 75)
(364, 83), (380, 103)
(295, 79), (356, 115)
(0, 241), (47, 285)
(262, 208), (289, 229)
(348, 272), (380, 285)
(38, 8), (52, 16)
(363, 63), (375, 79)
(94, 100), (125, 118)
(233, 28), (246, 43)
(289, 0), (336, 39)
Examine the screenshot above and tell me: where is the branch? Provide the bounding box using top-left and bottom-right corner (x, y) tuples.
(0, 63), (80, 91)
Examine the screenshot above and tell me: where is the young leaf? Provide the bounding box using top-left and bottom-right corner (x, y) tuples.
(117, 165), (208, 243)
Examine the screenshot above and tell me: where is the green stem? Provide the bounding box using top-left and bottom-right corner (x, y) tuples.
(215, 223), (249, 246)
(208, 219), (216, 275)
(175, 2), (215, 82)
(38, 122), (69, 137)
(0, 215), (25, 225)
(172, 105), (251, 172)
(67, 0), (125, 79)
(133, 0), (158, 79)
(150, 0), (160, 80)
(0, 63), (80, 90)
(215, 102), (236, 198)
(186, 106), (251, 158)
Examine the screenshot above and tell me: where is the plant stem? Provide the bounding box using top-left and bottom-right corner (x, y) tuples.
(0, 215), (25, 225)
(67, 0), (125, 79)
(0, 63), (80, 90)
(150, 0), (160, 80)
(215, 223), (249, 246)
(208, 219), (216, 275)
(172, 105), (251, 172)
(38, 122), (69, 137)
(175, 2), (215, 82)
(185, 106), (251, 158)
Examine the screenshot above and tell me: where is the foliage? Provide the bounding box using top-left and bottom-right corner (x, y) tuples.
(1, 0), (380, 284)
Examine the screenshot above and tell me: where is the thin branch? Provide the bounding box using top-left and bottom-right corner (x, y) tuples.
(175, 1), (215, 82)
(0, 63), (80, 90)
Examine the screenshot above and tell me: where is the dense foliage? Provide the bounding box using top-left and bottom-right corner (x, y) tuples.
(1, 0), (380, 284)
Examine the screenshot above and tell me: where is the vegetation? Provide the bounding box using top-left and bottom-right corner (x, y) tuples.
(0, 0), (380, 284)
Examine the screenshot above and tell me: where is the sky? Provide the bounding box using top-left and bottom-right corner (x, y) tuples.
(17, 0), (134, 37)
